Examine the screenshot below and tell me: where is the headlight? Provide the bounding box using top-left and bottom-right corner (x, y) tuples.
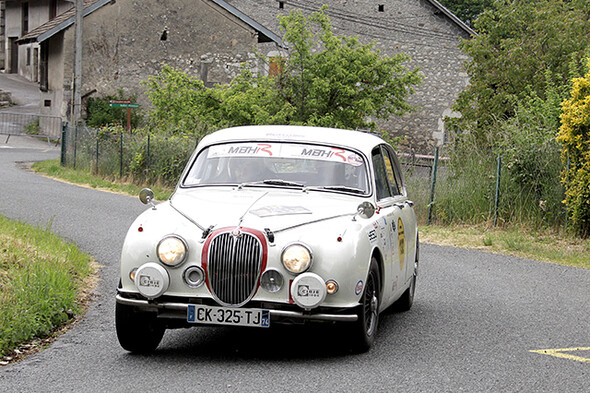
(281, 243), (312, 274)
(157, 235), (188, 267)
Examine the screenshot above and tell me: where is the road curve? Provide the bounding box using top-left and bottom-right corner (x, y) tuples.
(1, 138), (589, 392)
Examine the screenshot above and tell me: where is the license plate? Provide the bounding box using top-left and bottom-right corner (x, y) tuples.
(187, 304), (270, 328)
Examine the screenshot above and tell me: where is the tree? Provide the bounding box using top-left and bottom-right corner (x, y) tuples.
(557, 59), (590, 238)
(454, 0), (590, 146)
(439, 0), (493, 26)
(143, 7), (421, 136)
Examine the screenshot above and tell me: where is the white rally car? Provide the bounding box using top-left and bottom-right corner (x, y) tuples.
(116, 125), (419, 353)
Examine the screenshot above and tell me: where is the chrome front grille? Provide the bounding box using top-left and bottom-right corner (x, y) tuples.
(207, 230), (263, 306)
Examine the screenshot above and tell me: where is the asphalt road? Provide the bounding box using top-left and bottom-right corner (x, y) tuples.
(0, 138), (589, 392)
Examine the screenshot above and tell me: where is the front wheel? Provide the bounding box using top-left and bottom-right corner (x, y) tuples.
(350, 257), (381, 353)
(116, 302), (165, 353)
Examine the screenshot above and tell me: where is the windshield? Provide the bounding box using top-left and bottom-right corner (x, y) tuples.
(183, 142), (369, 194)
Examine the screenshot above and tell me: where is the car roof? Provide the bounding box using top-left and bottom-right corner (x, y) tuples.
(198, 125), (386, 155)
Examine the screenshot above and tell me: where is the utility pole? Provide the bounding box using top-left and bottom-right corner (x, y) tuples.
(73, 0), (83, 126)
(65, 0), (83, 167)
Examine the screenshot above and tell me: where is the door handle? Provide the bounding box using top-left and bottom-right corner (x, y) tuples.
(405, 200), (414, 208)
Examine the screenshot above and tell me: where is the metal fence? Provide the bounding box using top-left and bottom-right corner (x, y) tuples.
(61, 125), (566, 227)
(0, 111), (64, 142)
(61, 124), (198, 186)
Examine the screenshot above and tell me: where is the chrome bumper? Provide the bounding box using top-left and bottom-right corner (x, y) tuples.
(115, 294), (358, 323)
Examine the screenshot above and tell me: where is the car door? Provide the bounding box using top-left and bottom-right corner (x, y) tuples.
(381, 145), (416, 289)
(371, 145), (406, 304)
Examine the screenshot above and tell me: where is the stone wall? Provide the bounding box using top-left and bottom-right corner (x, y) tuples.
(54, 0), (278, 119)
(226, 0), (471, 153)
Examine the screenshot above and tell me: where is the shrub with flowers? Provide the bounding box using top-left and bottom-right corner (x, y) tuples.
(557, 59), (590, 238)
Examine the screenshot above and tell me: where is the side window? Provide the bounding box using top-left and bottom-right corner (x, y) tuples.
(382, 147), (401, 196)
(371, 148), (392, 200)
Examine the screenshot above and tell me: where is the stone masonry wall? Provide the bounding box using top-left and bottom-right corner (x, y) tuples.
(58, 0), (276, 119)
(226, 0), (471, 154)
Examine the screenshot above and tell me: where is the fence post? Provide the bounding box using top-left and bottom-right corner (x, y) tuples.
(60, 122), (67, 166)
(119, 131), (124, 178)
(427, 147), (440, 226)
(565, 156), (570, 228)
(494, 153), (502, 227)
(95, 128), (99, 175)
(146, 134), (151, 175)
(73, 123), (78, 169)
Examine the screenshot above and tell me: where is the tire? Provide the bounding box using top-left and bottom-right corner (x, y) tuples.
(393, 240), (418, 312)
(115, 302), (165, 353)
(351, 257), (381, 353)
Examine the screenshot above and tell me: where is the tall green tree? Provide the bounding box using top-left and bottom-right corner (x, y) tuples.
(439, 0), (493, 26)
(144, 7), (421, 136)
(454, 0), (590, 146)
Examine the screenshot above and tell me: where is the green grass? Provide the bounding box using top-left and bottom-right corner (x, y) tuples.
(32, 159), (174, 201)
(421, 224), (590, 269)
(0, 215), (95, 358)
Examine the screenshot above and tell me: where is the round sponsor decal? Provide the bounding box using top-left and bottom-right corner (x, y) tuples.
(355, 280), (364, 295)
(398, 217), (406, 270)
(347, 153), (363, 166)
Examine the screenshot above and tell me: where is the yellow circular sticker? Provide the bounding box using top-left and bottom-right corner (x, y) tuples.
(398, 217), (406, 270)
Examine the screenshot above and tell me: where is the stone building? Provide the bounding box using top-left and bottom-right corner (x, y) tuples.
(4, 0), (473, 153)
(224, 0), (474, 152)
(12, 0), (282, 122)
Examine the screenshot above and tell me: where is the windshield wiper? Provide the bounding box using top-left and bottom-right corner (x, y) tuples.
(261, 179), (306, 187)
(315, 185), (366, 194)
(237, 179), (306, 190)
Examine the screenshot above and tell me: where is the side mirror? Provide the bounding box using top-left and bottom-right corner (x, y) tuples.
(355, 201), (375, 220)
(139, 188), (156, 210)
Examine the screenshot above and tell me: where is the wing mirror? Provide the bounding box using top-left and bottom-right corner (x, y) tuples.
(354, 201), (375, 220)
(139, 188), (156, 210)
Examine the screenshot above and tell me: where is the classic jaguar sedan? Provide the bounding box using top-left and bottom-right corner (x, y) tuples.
(116, 125), (419, 353)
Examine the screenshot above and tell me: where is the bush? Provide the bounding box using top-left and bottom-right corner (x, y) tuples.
(558, 60), (590, 238)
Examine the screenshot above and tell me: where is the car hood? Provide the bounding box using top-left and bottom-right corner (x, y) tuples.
(169, 187), (362, 233)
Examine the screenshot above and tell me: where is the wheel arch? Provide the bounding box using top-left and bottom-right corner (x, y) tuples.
(370, 247), (385, 299)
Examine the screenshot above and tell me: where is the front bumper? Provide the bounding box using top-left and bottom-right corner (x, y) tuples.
(116, 291), (358, 324)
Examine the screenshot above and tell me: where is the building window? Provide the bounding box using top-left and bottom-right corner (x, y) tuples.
(279, 1), (284, 9)
(26, 48), (31, 66)
(378, 5), (384, 12)
(22, 2), (29, 35)
(268, 56), (285, 76)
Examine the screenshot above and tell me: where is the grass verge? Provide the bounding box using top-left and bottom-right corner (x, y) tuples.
(32, 159), (174, 201)
(0, 216), (96, 363)
(421, 224), (589, 269)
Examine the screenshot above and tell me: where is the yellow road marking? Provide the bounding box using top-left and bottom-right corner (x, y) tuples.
(530, 347), (590, 363)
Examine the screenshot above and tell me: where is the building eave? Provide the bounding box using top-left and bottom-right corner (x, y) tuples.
(16, 0), (110, 44)
(426, 0), (477, 36)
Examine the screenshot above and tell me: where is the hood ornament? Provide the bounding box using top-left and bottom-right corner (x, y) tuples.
(231, 227), (242, 238)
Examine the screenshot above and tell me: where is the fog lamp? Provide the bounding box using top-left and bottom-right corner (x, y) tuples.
(183, 266), (205, 288)
(261, 269), (284, 293)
